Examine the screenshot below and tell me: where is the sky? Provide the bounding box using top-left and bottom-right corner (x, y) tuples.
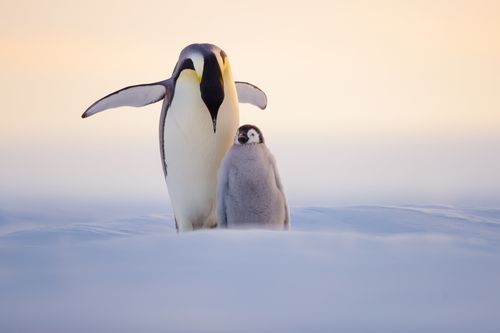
(1, 0), (500, 207)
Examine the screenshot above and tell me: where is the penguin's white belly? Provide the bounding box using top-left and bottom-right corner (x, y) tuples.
(163, 70), (239, 231)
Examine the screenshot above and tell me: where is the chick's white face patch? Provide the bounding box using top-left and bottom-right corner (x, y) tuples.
(247, 129), (261, 144)
(235, 128), (261, 145)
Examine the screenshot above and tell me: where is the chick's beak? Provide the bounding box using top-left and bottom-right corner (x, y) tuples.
(238, 132), (249, 144)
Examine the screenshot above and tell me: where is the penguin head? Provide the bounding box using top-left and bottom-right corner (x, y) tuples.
(174, 43), (228, 133)
(235, 124), (264, 145)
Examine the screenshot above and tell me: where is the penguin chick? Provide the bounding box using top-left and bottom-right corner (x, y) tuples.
(217, 125), (290, 230)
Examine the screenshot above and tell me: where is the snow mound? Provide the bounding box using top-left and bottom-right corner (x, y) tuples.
(1, 205), (499, 332)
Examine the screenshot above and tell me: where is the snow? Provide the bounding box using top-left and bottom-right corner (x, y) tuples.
(1, 203), (500, 332)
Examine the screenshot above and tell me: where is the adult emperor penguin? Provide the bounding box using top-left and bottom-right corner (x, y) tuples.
(217, 125), (290, 230)
(82, 43), (267, 232)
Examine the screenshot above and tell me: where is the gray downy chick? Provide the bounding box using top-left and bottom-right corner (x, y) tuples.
(217, 125), (290, 230)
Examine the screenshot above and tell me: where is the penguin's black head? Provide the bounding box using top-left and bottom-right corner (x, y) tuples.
(235, 124), (264, 145)
(174, 43), (228, 133)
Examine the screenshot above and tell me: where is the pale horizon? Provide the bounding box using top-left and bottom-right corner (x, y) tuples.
(1, 0), (500, 207)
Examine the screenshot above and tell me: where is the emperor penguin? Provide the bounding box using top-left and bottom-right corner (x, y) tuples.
(82, 43), (267, 232)
(217, 125), (290, 230)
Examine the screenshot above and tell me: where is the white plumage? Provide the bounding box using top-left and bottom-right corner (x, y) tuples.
(163, 66), (239, 231)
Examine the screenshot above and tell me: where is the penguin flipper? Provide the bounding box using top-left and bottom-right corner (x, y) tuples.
(270, 153), (290, 230)
(235, 81), (267, 110)
(82, 81), (170, 118)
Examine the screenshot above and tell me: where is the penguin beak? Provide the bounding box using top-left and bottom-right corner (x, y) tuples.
(200, 53), (225, 133)
(238, 132), (249, 144)
(195, 67), (203, 83)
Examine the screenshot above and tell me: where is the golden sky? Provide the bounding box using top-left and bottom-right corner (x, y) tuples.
(1, 0), (499, 205)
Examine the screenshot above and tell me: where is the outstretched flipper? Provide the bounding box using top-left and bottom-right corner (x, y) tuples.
(235, 81), (267, 110)
(82, 80), (172, 118)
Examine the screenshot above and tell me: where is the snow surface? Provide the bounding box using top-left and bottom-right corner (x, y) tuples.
(1, 204), (500, 332)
